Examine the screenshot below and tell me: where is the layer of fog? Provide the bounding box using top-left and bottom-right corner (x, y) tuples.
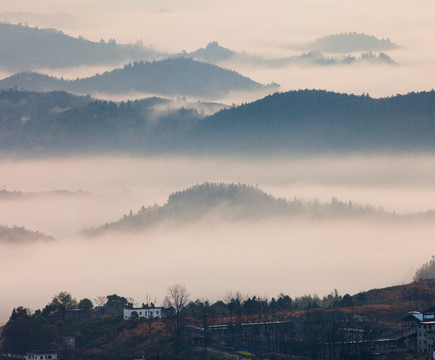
(1, 155), (435, 324)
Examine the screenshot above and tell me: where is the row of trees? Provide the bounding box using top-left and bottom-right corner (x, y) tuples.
(1, 284), (360, 354)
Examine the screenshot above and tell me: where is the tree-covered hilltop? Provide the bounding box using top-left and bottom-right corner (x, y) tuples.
(309, 32), (400, 53)
(0, 58), (271, 98)
(0, 89), (225, 155)
(0, 22), (162, 72)
(0, 225), (54, 243)
(85, 182), (381, 236)
(193, 89), (435, 152)
(0, 89), (91, 120)
(414, 256), (435, 281)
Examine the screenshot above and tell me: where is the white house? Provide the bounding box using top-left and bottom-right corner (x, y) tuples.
(123, 307), (162, 320)
(26, 353), (57, 360)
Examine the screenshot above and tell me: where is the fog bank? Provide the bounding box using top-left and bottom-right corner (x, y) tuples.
(1, 155), (435, 324)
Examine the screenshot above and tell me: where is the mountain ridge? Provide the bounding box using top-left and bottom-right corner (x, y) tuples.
(0, 89), (434, 156)
(0, 22), (162, 72)
(84, 182), (398, 236)
(0, 58), (271, 98)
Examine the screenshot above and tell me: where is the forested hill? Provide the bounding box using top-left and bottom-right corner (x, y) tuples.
(192, 90), (435, 152)
(85, 182), (380, 236)
(0, 89), (434, 156)
(0, 22), (161, 72)
(0, 225), (54, 243)
(0, 58), (269, 98)
(309, 32), (400, 53)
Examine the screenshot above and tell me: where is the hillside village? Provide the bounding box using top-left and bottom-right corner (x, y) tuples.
(1, 277), (435, 360)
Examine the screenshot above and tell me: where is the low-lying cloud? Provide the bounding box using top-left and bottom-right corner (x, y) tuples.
(0, 154), (434, 324)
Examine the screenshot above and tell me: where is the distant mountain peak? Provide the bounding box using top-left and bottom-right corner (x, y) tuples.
(84, 182), (382, 236)
(187, 41), (235, 63)
(0, 57), (267, 98)
(309, 32), (400, 53)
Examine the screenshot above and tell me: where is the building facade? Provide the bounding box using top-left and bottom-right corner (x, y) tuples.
(417, 321), (435, 358)
(123, 307), (162, 320)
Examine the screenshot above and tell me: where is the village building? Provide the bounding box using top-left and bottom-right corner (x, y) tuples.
(25, 353), (57, 360)
(123, 307), (162, 320)
(401, 307), (435, 359)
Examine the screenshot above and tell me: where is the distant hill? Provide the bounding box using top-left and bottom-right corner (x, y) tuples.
(192, 90), (435, 152)
(0, 58), (270, 98)
(0, 225), (54, 243)
(85, 182), (381, 236)
(0, 89), (224, 155)
(185, 41), (235, 63)
(352, 278), (435, 310)
(0, 22), (161, 72)
(1, 89), (434, 155)
(182, 41), (396, 68)
(414, 256), (435, 281)
(308, 32), (400, 53)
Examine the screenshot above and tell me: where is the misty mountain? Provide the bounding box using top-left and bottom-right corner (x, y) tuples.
(1, 89), (434, 156)
(0, 58), (270, 98)
(260, 51), (395, 67)
(184, 41), (235, 63)
(0, 89), (223, 155)
(0, 22), (161, 72)
(0, 225), (54, 243)
(85, 183), (378, 236)
(192, 90), (435, 152)
(307, 32), (400, 53)
(0, 188), (91, 200)
(182, 42), (395, 68)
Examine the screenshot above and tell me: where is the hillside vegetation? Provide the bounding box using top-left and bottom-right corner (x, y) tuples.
(85, 182), (388, 236)
(0, 58), (269, 98)
(0, 89), (434, 156)
(0, 225), (54, 243)
(309, 32), (400, 53)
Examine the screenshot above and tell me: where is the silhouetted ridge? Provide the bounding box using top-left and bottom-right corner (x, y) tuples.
(0, 225), (54, 243)
(0, 58), (267, 98)
(84, 182), (380, 236)
(1, 89), (434, 156)
(310, 32), (400, 53)
(193, 89), (435, 152)
(186, 41), (235, 63)
(0, 22), (161, 71)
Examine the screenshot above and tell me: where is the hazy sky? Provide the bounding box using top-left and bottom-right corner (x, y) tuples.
(1, 0), (434, 96)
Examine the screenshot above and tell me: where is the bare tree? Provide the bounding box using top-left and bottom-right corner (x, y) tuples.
(143, 293), (158, 334)
(93, 296), (107, 307)
(126, 297), (136, 307)
(163, 284), (190, 342)
(143, 293), (157, 308)
(197, 299), (216, 353)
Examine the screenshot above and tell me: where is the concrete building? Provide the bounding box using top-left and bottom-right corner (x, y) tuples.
(417, 321), (435, 358)
(123, 307), (162, 320)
